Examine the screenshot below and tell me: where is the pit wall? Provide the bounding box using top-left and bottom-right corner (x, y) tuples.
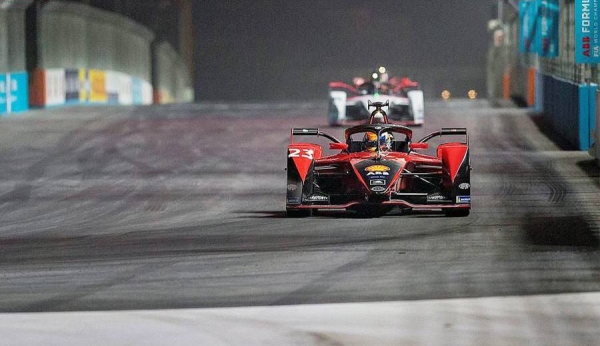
(29, 68), (152, 107)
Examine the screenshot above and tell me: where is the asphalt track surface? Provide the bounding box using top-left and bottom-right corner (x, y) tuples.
(0, 101), (599, 325)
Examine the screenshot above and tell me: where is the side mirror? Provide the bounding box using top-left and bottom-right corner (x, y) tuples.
(409, 142), (429, 150)
(329, 142), (348, 151)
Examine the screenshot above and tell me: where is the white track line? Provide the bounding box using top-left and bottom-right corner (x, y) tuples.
(1, 292), (599, 346)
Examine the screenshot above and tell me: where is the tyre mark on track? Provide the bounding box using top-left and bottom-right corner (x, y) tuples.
(12, 260), (180, 313)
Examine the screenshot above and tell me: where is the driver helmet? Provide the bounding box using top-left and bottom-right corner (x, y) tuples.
(379, 132), (393, 151)
(363, 132), (378, 152)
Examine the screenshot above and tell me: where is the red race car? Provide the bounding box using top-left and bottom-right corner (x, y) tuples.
(286, 101), (471, 217)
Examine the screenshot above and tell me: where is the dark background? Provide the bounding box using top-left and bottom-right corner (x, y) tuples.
(193, 0), (496, 101)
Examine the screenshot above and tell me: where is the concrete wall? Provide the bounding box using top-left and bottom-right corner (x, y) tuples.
(29, 1), (193, 107)
(39, 1), (154, 82)
(154, 41), (193, 104)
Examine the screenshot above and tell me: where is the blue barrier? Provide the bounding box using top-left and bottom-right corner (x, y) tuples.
(541, 74), (595, 150)
(9, 72), (29, 113)
(0, 72), (29, 115)
(535, 70), (544, 113)
(587, 84), (597, 149)
(0, 74), (6, 114)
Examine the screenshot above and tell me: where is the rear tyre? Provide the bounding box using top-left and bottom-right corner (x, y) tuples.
(445, 209), (470, 217)
(286, 208), (312, 218)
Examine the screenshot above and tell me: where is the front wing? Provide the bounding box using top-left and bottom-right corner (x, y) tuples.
(287, 197), (471, 212)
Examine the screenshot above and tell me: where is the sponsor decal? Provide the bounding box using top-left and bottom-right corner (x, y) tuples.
(366, 172), (389, 177)
(287, 197), (301, 204)
(456, 196), (471, 204)
(365, 165), (390, 172)
(371, 186), (386, 192)
(370, 179), (386, 186)
(287, 184), (298, 191)
(288, 148), (314, 160)
(305, 195), (329, 202)
(458, 183), (470, 190)
(520, 0), (559, 58)
(89, 69), (107, 103)
(428, 195), (446, 200)
(576, 0), (599, 62)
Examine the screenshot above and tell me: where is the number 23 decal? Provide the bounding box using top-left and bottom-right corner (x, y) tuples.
(288, 148), (314, 160)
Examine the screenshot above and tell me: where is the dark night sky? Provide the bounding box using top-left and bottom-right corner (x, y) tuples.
(193, 1), (496, 101)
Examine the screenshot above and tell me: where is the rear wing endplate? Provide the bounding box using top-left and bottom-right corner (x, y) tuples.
(418, 128), (468, 144)
(290, 128), (341, 144)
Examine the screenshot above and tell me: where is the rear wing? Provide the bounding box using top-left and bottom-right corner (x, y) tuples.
(290, 128), (341, 144)
(418, 128), (468, 144)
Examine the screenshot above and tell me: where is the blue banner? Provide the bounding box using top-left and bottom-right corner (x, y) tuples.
(576, 0), (600, 63)
(8, 72), (29, 113)
(0, 74), (6, 114)
(520, 0), (559, 57)
(520, 0), (539, 53)
(539, 0), (559, 57)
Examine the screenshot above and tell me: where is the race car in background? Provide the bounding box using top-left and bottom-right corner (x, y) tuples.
(287, 100), (470, 218)
(328, 66), (424, 127)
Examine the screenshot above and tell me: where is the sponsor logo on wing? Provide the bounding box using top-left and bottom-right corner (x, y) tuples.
(287, 184), (298, 191)
(371, 186), (386, 192)
(365, 165), (390, 172)
(428, 195), (446, 201)
(365, 165), (390, 177)
(314, 165), (338, 171)
(287, 197), (301, 204)
(305, 195), (329, 202)
(370, 179), (386, 186)
(367, 172), (389, 177)
(456, 196), (471, 204)
(458, 183), (470, 190)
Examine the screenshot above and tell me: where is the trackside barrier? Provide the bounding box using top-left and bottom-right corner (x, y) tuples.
(534, 70), (544, 114)
(29, 68), (152, 108)
(585, 84), (597, 151)
(527, 68), (536, 107)
(596, 91), (600, 162)
(542, 74), (596, 150)
(0, 72), (29, 115)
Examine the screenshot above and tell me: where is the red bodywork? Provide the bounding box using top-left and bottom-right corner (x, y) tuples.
(286, 106), (470, 216)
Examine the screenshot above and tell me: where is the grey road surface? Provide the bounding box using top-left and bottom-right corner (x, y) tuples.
(0, 101), (598, 313)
